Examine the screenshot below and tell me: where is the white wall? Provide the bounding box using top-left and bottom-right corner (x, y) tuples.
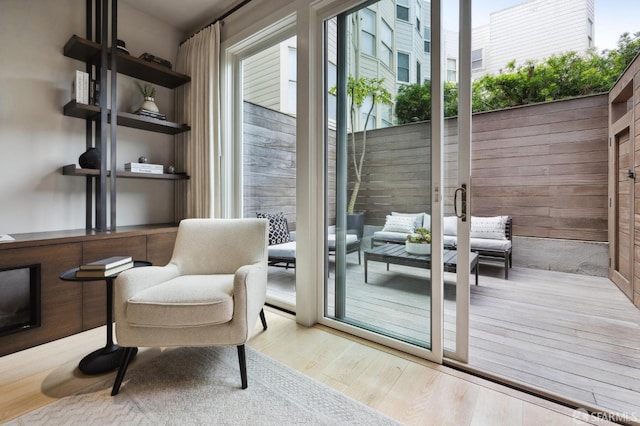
(0, 0), (185, 234)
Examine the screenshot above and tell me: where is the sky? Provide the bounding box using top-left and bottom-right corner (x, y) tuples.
(443, 0), (640, 51)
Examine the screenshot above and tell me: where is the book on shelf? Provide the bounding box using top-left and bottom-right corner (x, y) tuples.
(125, 162), (164, 174)
(75, 261), (134, 278)
(89, 79), (100, 106)
(135, 108), (167, 121)
(72, 70), (89, 104)
(79, 255), (132, 270)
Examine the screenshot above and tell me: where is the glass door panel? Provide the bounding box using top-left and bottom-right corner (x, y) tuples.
(323, 0), (442, 358)
(241, 36), (297, 312)
(442, 0), (471, 362)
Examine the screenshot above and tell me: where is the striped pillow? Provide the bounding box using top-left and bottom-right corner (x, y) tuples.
(382, 215), (416, 234)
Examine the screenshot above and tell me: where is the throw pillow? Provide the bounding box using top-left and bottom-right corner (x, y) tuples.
(382, 215), (416, 234)
(443, 216), (457, 236)
(391, 212), (424, 230)
(470, 216), (508, 240)
(256, 212), (290, 245)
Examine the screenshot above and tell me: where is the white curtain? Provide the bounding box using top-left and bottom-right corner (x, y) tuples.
(174, 23), (220, 220)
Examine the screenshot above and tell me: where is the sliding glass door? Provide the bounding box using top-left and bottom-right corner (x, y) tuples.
(322, 0), (470, 362)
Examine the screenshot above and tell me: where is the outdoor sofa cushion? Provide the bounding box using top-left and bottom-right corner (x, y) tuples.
(327, 233), (359, 249)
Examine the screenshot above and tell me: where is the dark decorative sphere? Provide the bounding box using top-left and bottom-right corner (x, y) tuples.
(78, 147), (101, 169)
(138, 156), (149, 164)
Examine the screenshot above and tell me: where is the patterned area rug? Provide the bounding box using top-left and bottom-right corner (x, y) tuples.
(7, 346), (400, 425)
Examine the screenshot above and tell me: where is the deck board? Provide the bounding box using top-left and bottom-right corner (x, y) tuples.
(267, 261), (640, 417)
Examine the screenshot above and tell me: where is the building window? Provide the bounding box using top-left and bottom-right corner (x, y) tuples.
(587, 18), (594, 48)
(415, 0), (421, 31)
(397, 0), (409, 22)
(381, 104), (393, 127)
(446, 58), (457, 82)
(361, 95), (376, 130)
(287, 47), (296, 112)
(397, 52), (410, 82)
(381, 19), (393, 67)
(416, 60), (421, 84)
(471, 48), (483, 70)
(423, 26), (431, 53)
(361, 8), (376, 56)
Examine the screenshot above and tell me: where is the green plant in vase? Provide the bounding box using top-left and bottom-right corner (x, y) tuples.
(135, 81), (159, 113)
(406, 227), (431, 255)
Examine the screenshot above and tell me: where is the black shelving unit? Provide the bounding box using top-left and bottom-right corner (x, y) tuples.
(62, 165), (190, 180)
(62, 0), (190, 231)
(63, 101), (190, 135)
(63, 34), (190, 88)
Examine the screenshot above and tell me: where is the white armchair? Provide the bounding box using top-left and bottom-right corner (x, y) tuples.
(111, 218), (269, 395)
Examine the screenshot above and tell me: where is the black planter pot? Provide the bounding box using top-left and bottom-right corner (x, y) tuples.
(78, 147), (101, 169)
(347, 212), (366, 239)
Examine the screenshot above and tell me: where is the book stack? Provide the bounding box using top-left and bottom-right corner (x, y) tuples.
(72, 70), (89, 104)
(139, 52), (173, 69)
(75, 256), (133, 278)
(125, 162), (164, 174)
(136, 109), (167, 121)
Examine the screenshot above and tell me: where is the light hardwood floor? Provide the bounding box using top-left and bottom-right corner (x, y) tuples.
(267, 259), (640, 423)
(0, 308), (614, 425)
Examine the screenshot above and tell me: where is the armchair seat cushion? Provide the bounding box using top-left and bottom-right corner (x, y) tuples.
(126, 274), (235, 327)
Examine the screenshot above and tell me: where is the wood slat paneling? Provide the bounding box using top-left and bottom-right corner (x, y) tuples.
(243, 95), (608, 241)
(243, 101), (299, 230)
(470, 94), (608, 241)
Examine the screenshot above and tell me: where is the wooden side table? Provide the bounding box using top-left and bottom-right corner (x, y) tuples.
(59, 260), (151, 374)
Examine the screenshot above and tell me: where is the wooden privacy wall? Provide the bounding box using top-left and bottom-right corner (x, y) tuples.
(351, 124), (432, 226)
(243, 95), (608, 242)
(471, 94), (609, 241)
(609, 55), (640, 309)
(243, 101), (297, 230)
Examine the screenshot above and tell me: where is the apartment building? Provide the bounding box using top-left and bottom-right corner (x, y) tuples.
(471, 0), (595, 78)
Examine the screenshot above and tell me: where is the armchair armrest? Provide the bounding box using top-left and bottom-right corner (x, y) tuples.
(232, 261), (267, 337)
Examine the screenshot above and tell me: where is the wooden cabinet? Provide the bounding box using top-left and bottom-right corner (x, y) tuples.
(62, 2), (191, 231)
(0, 226), (177, 356)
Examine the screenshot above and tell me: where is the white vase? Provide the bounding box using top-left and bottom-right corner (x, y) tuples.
(140, 97), (159, 113)
(405, 241), (431, 255)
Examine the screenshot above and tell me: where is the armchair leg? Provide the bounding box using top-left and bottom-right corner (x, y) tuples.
(237, 345), (248, 389)
(111, 347), (136, 396)
(259, 308), (268, 330)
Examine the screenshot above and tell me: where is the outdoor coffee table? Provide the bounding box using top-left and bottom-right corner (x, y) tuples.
(364, 244), (479, 285)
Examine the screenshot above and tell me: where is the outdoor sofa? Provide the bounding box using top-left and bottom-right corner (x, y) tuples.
(371, 212), (513, 279)
(258, 212), (361, 269)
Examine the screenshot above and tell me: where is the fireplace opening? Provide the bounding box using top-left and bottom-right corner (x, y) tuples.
(0, 264), (41, 337)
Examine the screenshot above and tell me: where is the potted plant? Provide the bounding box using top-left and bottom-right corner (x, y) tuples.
(135, 81), (159, 113)
(406, 227), (431, 255)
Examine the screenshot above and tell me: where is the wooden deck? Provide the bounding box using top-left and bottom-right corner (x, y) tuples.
(267, 259), (640, 418)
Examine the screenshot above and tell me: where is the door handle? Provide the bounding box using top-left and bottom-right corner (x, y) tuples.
(454, 184), (467, 222)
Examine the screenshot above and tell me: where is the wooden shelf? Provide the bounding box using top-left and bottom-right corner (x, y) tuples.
(63, 35), (190, 89)
(62, 165), (189, 180)
(63, 101), (190, 135)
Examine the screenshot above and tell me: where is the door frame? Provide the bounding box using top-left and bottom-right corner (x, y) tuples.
(608, 85), (635, 298)
(312, 0), (447, 363)
(443, 0), (472, 364)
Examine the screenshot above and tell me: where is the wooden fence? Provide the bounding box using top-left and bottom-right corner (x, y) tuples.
(243, 94), (609, 241)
